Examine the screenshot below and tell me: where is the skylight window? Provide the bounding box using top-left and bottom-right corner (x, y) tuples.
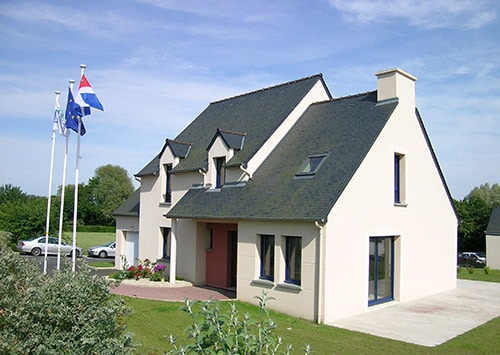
(295, 154), (328, 177)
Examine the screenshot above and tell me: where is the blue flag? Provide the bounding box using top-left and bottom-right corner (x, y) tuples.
(65, 87), (87, 136)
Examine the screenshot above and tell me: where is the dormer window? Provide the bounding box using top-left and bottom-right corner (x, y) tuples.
(163, 164), (172, 203)
(215, 157), (226, 188)
(295, 153), (328, 177)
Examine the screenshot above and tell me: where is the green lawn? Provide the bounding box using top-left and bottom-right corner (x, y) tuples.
(457, 266), (500, 282)
(121, 267), (500, 353)
(68, 231), (114, 256)
(122, 297), (500, 354)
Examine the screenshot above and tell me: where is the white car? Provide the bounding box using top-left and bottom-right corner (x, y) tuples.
(88, 241), (116, 258)
(458, 252), (486, 266)
(16, 236), (82, 257)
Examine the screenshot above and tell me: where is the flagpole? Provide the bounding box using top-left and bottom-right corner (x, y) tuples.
(43, 91), (60, 274)
(56, 80), (74, 270)
(71, 64), (86, 272)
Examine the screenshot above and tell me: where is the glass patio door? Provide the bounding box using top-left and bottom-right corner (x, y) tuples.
(368, 237), (394, 306)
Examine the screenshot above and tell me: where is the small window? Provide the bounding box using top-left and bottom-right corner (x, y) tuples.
(296, 154), (327, 177)
(285, 236), (301, 285)
(161, 227), (171, 259)
(260, 235), (275, 281)
(215, 157), (226, 188)
(394, 153), (406, 204)
(164, 164), (172, 203)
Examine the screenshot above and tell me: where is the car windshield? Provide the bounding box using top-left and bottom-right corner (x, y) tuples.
(103, 241), (115, 247)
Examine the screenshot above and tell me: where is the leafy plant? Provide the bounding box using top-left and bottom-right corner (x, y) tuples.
(0, 247), (136, 354)
(167, 290), (311, 354)
(484, 266), (491, 275)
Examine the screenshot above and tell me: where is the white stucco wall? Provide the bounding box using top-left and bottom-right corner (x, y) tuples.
(486, 235), (500, 269)
(237, 220), (320, 321)
(137, 146), (202, 264)
(322, 93), (457, 323)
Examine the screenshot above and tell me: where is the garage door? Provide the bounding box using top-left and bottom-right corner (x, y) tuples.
(125, 231), (139, 266)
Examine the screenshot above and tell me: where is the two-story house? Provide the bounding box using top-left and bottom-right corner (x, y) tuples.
(114, 68), (458, 323)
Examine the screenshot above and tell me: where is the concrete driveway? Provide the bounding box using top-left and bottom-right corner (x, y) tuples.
(331, 279), (500, 346)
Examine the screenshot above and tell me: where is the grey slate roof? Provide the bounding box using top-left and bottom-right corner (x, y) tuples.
(167, 91), (398, 222)
(170, 74), (329, 172)
(113, 188), (140, 217)
(207, 129), (246, 152)
(135, 139), (192, 177)
(486, 207), (500, 236)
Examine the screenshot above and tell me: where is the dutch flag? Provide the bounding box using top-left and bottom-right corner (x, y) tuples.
(77, 74), (104, 111)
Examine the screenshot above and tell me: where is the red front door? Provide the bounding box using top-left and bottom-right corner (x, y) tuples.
(205, 223), (237, 289)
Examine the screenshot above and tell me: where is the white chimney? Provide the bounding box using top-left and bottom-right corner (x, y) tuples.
(375, 68), (417, 107)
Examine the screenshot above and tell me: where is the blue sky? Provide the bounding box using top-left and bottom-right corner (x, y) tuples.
(0, 0), (498, 200)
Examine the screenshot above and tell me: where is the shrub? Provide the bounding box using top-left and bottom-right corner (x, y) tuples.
(484, 266), (491, 275)
(0, 247), (136, 354)
(167, 290), (312, 354)
(117, 258), (166, 281)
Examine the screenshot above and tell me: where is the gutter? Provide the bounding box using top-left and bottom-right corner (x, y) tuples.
(315, 219), (326, 324)
(198, 169), (207, 187)
(239, 164), (253, 180)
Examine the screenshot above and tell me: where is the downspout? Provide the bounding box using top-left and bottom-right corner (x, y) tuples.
(198, 169), (207, 187)
(239, 164), (253, 180)
(169, 218), (177, 285)
(315, 219), (326, 324)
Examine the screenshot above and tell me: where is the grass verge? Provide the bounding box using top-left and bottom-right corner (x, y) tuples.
(122, 297), (499, 354)
(66, 232), (114, 256)
(457, 267), (500, 282)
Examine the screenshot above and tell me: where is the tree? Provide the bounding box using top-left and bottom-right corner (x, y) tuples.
(455, 183), (500, 252)
(86, 165), (134, 225)
(467, 183), (500, 206)
(0, 184), (28, 205)
(0, 195), (58, 247)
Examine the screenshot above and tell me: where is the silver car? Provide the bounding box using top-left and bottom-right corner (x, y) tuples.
(16, 236), (83, 257)
(88, 241), (116, 258)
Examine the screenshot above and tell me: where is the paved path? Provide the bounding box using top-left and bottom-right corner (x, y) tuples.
(331, 279), (500, 346)
(110, 280), (236, 301)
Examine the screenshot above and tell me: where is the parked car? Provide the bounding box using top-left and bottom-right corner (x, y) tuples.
(458, 252), (486, 267)
(16, 236), (82, 257)
(88, 241), (116, 258)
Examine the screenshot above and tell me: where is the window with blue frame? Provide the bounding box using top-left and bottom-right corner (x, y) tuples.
(161, 227), (171, 259)
(260, 235), (274, 281)
(368, 236), (394, 306)
(215, 157), (226, 188)
(394, 153), (405, 204)
(164, 164), (172, 203)
(285, 236), (301, 285)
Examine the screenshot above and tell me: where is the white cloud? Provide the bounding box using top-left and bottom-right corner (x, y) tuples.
(328, 0), (497, 29)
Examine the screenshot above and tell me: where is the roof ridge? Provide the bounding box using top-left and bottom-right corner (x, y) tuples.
(211, 74), (324, 104)
(307, 90), (376, 107)
(166, 138), (193, 146)
(217, 128), (247, 136)
(332, 90), (376, 101)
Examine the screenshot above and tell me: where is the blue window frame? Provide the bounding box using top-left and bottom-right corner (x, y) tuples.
(215, 157), (226, 188)
(161, 227), (171, 259)
(260, 235), (274, 281)
(394, 154), (401, 203)
(285, 236), (301, 285)
(368, 236), (394, 306)
(164, 164), (172, 203)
